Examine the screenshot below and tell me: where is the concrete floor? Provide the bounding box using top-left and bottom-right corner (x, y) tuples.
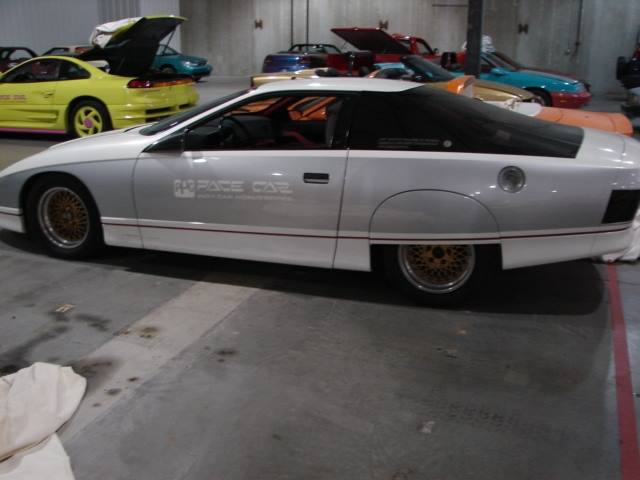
(0, 80), (639, 479)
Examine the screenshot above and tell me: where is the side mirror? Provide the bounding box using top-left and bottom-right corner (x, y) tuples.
(184, 124), (227, 151)
(144, 130), (184, 153)
(490, 67), (506, 76)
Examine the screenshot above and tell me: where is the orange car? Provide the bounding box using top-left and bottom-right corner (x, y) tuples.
(447, 76), (633, 136)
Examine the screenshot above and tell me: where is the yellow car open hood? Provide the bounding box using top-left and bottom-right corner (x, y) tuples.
(78, 15), (186, 77)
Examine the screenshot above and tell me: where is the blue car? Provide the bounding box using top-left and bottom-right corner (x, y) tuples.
(450, 52), (591, 108)
(152, 44), (212, 80)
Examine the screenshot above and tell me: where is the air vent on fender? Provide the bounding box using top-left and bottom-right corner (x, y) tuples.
(602, 190), (640, 224)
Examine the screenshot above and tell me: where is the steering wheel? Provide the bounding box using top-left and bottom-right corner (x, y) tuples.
(221, 116), (252, 147)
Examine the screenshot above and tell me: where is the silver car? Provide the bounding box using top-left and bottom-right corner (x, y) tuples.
(0, 78), (638, 305)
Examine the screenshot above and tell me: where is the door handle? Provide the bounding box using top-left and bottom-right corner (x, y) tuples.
(303, 172), (329, 184)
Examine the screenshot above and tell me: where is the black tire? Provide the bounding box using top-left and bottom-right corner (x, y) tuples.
(161, 65), (176, 74)
(526, 88), (552, 106)
(382, 244), (498, 307)
(25, 174), (103, 259)
(68, 100), (112, 138)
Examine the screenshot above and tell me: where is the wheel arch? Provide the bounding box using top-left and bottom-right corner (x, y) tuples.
(368, 188), (501, 247)
(524, 87), (552, 105)
(20, 171), (102, 234)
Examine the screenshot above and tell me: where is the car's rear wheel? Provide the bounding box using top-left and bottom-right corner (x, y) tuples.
(382, 244), (495, 306)
(526, 88), (552, 106)
(26, 175), (103, 259)
(69, 100), (111, 137)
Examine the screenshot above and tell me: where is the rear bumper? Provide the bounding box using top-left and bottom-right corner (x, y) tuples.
(550, 90), (592, 108)
(182, 64), (212, 77)
(501, 225), (634, 269)
(109, 86), (199, 128)
(262, 64), (305, 73)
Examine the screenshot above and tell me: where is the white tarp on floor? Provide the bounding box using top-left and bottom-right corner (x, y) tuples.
(0, 363), (86, 480)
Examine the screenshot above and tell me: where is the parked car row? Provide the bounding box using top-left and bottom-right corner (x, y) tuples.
(0, 35), (212, 77)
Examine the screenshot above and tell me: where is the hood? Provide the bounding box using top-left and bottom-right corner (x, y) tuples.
(331, 27), (410, 54)
(521, 67), (578, 81)
(0, 128), (151, 178)
(78, 16), (186, 77)
(474, 79), (532, 99)
(519, 69), (578, 85)
(179, 54), (205, 63)
(535, 108), (633, 136)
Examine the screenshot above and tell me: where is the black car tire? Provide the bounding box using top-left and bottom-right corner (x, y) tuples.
(382, 244), (498, 307)
(26, 174), (103, 259)
(527, 88), (552, 106)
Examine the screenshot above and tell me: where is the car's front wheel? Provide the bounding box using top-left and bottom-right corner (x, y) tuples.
(26, 175), (103, 259)
(527, 88), (552, 106)
(382, 244), (495, 306)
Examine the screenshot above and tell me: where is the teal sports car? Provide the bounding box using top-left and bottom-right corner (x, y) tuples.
(152, 44), (212, 80)
(449, 52), (591, 108)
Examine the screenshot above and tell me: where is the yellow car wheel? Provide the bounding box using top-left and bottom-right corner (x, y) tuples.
(69, 100), (112, 138)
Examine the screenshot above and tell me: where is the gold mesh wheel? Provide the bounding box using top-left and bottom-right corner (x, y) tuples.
(37, 187), (90, 249)
(398, 244), (475, 294)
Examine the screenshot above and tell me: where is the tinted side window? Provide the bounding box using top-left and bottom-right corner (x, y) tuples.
(349, 92), (456, 152)
(349, 87), (583, 158)
(58, 61), (90, 80)
(3, 59), (61, 83)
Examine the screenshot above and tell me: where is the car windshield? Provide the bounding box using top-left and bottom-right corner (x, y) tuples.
(157, 45), (177, 55)
(493, 51), (523, 70)
(140, 90), (249, 135)
(401, 56), (454, 82)
(483, 53), (517, 72)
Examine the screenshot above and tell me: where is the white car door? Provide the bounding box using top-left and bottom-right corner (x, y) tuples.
(133, 93), (354, 268)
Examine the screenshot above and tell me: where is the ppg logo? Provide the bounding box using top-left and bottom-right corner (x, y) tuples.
(174, 179), (196, 198)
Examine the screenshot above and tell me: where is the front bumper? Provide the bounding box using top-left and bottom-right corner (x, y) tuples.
(0, 207), (25, 234)
(550, 90), (592, 108)
(183, 64), (212, 77)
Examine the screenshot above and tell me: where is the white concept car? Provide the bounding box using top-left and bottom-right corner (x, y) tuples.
(0, 79), (638, 304)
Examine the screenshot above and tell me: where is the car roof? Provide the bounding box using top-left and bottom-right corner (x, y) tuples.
(251, 77), (420, 94)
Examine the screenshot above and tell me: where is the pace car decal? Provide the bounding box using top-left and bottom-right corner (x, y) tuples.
(173, 179), (293, 201)
(0, 94), (26, 102)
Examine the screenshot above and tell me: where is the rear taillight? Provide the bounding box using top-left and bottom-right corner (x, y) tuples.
(127, 78), (194, 88)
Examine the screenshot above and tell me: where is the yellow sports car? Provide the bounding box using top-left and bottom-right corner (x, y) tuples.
(0, 16), (198, 137)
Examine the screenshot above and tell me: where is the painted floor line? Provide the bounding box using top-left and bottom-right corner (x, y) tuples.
(59, 279), (257, 442)
(607, 264), (640, 480)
